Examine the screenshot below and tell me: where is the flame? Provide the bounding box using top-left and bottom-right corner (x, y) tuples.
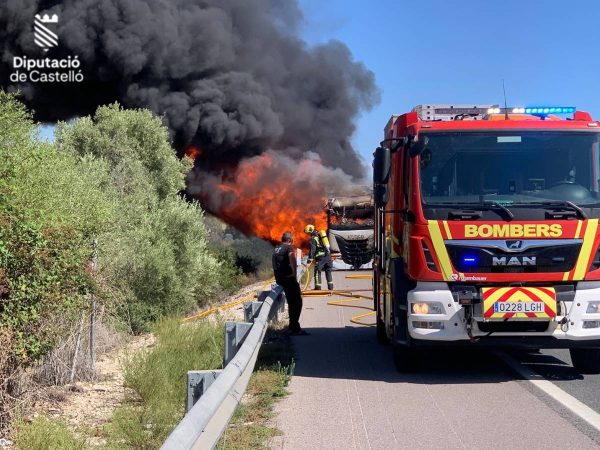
(330, 216), (371, 226)
(212, 153), (327, 247)
(185, 145), (203, 161)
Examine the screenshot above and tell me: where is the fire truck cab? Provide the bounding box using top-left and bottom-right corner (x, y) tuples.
(373, 104), (600, 372)
(326, 191), (374, 269)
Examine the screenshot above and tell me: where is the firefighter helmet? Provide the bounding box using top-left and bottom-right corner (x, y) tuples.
(304, 224), (315, 234)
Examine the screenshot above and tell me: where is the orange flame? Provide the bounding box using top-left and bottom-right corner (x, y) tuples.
(213, 153), (327, 247)
(185, 145), (203, 161)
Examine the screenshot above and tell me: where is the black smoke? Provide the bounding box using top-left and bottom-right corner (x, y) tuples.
(0, 0), (378, 178)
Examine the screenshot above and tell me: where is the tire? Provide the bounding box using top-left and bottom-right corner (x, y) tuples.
(570, 348), (600, 374)
(376, 313), (389, 345)
(393, 343), (421, 373)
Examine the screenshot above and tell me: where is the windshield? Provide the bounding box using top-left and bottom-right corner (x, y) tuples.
(419, 131), (600, 207)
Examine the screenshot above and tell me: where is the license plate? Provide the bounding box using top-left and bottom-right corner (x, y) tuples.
(493, 301), (544, 314)
(482, 287), (556, 320)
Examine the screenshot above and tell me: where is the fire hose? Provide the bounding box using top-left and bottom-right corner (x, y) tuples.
(185, 263), (375, 327)
(182, 279), (274, 323)
(301, 271), (375, 326)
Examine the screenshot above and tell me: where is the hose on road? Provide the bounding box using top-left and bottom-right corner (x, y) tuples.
(185, 268), (374, 326)
(302, 274), (376, 326)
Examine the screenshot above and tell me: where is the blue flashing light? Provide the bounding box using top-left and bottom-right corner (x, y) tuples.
(524, 106), (576, 115)
(462, 256), (477, 265)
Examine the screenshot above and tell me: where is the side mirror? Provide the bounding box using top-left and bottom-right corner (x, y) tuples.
(373, 146), (391, 185)
(409, 136), (429, 158)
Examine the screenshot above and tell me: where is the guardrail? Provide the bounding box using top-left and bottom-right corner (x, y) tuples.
(161, 285), (285, 450)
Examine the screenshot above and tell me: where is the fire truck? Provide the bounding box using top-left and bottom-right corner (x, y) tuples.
(326, 191), (374, 269)
(373, 104), (600, 372)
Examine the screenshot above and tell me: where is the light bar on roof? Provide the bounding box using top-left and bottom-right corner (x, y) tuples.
(524, 107), (576, 114)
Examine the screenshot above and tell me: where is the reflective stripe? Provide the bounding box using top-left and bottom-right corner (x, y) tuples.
(573, 219), (599, 280)
(427, 220), (454, 281)
(313, 235), (325, 257)
(575, 220), (583, 238)
(442, 221), (453, 239)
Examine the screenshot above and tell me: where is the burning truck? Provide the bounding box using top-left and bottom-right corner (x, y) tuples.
(326, 190), (375, 269)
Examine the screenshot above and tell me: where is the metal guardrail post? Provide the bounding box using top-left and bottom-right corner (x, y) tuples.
(243, 301), (263, 322)
(162, 286), (283, 450)
(258, 289), (286, 320)
(224, 321), (252, 366)
(187, 370), (222, 412)
(257, 290), (271, 301)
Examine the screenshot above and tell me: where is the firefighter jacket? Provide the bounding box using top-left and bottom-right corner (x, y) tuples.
(308, 232), (329, 262)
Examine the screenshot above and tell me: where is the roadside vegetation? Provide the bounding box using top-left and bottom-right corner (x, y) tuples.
(0, 91), (274, 441)
(104, 318), (224, 449)
(13, 318), (224, 449)
(12, 415), (87, 450)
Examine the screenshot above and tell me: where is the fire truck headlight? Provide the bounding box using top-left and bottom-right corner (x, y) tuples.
(583, 320), (600, 329)
(586, 302), (600, 314)
(411, 302), (444, 315)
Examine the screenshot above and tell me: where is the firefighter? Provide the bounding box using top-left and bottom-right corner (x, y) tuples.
(304, 224), (334, 291)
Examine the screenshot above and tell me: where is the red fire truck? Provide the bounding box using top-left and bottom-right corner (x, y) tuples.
(373, 104), (600, 372)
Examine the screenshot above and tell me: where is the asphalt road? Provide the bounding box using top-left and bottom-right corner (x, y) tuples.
(271, 271), (600, 450)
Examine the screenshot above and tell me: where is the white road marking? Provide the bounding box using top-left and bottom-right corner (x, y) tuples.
(496, 351), (600, 433)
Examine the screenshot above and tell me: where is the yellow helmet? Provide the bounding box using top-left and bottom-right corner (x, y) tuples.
(304, 224), (315, 234)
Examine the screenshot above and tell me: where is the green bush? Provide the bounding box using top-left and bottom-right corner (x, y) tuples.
(0, 93), (110, 365)
(0, 93), (240, 431)
(13, 416), (86, 450)
(57, 103), (226, 332)
(229, 237), (273, 278)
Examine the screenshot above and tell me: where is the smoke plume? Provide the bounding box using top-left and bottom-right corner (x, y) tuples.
(0, 0), (379, 239)
(1, 0), (378, 175)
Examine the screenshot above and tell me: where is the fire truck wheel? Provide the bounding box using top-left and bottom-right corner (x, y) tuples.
(376, 314), (389, 344)
(393, 344), (420, 373)
(570, 348), (600, 374)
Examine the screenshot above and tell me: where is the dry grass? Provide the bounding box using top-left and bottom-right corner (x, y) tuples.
(3, 316), (124, 442)
(0, 328), (21, 433)
(32, 314), (123, 387)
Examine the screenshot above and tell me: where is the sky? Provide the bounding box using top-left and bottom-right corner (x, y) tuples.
(298, 0), (600, 164)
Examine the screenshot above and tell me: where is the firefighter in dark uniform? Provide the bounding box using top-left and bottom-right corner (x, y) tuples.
(304, 224), (334, 291)
(272, 231), (307, 335)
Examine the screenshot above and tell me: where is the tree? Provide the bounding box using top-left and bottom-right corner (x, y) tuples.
(57, 104), (223, 332)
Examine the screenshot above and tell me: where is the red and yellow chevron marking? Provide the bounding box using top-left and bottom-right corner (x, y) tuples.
(482, 287), (556, 320)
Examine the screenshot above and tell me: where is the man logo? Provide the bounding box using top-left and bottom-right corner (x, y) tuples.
(492, 256), (537, 266)
(506, 240), (523, 250)
(34, 14), (59, 52)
